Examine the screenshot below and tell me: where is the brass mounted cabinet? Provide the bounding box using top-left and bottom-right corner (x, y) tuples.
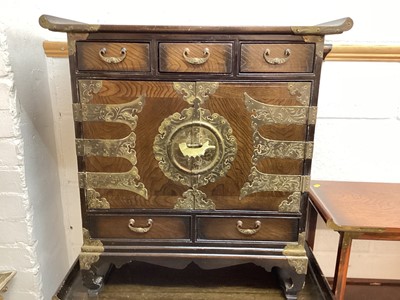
(40, 15), (352, 300)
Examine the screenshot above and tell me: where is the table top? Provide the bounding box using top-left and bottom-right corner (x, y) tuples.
(309, 180), (400, 233)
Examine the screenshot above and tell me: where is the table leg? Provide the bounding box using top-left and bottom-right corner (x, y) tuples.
(306, 199), (318, 250)
(333, 232), (353, 300)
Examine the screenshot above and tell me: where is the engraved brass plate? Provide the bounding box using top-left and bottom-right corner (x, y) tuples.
(278, 192), (301, 212)
(252, 131), (313, 162)
(283, 232), (308, 274)
(86, 188), (110, 209)
(79, 80), (103, 103)
(80, 228), (104, 270)
(287, 82), (311, 106)
(154, 107), (237, 188)
(244, 93), (317, 126)
(173, 82), (219, 105)
(76, 132), (138, 165)
(240, 167), (310, 199)
(79, 168), (148, 199)
(73, 95), (145, 130)
(174, 188), (216, 210)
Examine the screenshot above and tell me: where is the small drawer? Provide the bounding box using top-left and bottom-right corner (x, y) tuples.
(159, 42), (233, 73)
(76, 42), (150, 72)
(240, 43), (315, 73)
(197, 216), (298, 242)
(89, 215), (190, 240)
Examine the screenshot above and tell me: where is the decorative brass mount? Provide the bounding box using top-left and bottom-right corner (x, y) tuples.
(241, 84), (314, 210)
(283, 232), (308, 275)
(154, 82), (237, 210)
(75, 80), (148, 203)
(240, 167), (310, 199)
(80, 228), (104, 270)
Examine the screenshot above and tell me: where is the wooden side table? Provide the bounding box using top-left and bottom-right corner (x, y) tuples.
(306, 180), (400, 300)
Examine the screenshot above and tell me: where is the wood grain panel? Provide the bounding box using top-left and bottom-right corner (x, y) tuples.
(197, 216), (298, 241)
(79, 80), (189, 207)
(78, 80), (308, 210)
(215, 82), (311, 106)
(241, 43), (314, 73)
(159, 43), (232, 73)
(77, 42), (150, 71)
(200, 191), (297, 211)
(91, 215), (190, 239)
(200, 82), (306, 204)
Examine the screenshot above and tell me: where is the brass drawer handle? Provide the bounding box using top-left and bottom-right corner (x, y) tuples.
(99, 47), (127, 64)
(263, 48), (291, 65)
(182, 47), (210, 65)
(128, 218), (153, 233)
(236, 220), (261, 235)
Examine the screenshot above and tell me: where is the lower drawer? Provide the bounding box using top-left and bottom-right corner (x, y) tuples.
(89, 215), (191, 240)
(197, 216), (298, 242)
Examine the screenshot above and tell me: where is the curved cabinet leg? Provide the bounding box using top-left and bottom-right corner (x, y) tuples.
(79, 254), (112, 296)
(274, 266), (306, 300)
(81, 268), (104, 296)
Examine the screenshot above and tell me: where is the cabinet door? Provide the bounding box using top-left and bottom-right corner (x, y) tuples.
(198, 82), (314, 212)
(75, 80), (313, 212)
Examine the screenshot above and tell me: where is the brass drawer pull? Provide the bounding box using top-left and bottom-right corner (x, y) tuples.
(182, 47), (210, 65)
(128, 218), (153, 233)
(263, 48), (291, 65)
(99, 47), (127, 64)
(236, 220), (261, 235)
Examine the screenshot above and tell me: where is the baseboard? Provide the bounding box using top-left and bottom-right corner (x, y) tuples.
(327, 277), (400, 287)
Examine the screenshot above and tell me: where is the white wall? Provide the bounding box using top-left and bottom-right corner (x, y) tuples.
(0, 0), (399, 298)
(1, 3), (70, 299)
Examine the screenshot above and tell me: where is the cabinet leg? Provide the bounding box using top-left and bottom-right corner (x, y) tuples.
(81, 269), (104, 296)
(274, 266), (306, 300)
(80, 259), (113, 296)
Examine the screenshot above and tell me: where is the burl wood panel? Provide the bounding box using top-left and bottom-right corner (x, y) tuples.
(240, 43), (315, 73)
(90, 215), (191, 239)
(159, 43), (232, 73)
(80, 81), (308, 210)
(76, 42), (150, 71)
(197, 216), (298, 241)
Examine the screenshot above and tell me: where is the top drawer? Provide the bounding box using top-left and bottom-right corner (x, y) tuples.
(240, 43), (315, 73)
(76, 42), (150, 72)
(159, 42), (233, 73)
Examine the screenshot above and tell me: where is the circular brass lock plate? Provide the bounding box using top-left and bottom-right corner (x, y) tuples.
(154, 107), (237, 187)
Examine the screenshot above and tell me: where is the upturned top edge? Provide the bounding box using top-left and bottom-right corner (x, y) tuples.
(39, 15), (353, 36)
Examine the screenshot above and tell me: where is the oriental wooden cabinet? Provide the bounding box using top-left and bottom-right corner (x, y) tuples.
(40, 15), (352, 299)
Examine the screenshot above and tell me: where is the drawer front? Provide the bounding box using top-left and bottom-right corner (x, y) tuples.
(240, 43), (315, 73)
(197, 216), (298, 242)
(76, 42), (150, 71)
(90, 215), (190, 240)
(159, 43), (233, 73)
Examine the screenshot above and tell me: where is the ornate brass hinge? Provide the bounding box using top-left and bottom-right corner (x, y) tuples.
(76, 132), (138, 165)
(73, 95), (145, 130)
(79, 168), (148, 200)
(252, 131), (314, 162)
(240, 167), (310, 199)
(244, 93), (317, 126)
